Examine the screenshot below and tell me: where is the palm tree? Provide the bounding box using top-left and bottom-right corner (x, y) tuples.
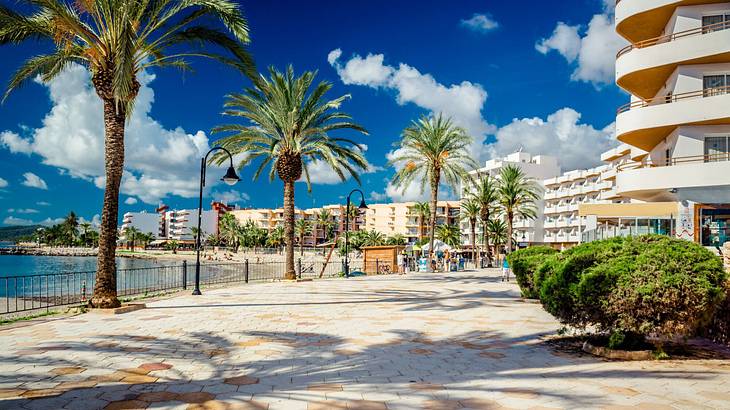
(267, 226), (285, 249)
(212, 66), (368, 280)
(218, 213), (241, 251)
(138, 232), (154, 250)
(165, 239), (179, 254)
(486, 218), (508, 254)
(412, 202), (430, 242)
(79, 222), (92, 247)
(460, 198), (481, 267)
(470, 173), (499, 266)
(123, 226), (140, 251)
(363, 230), (386, 247)
(436, 224), (461, 248)
(2, 0), (253, 308)
(390, 114), (475, 263)
(497, 165), (541, 254)
(386, 234), (406, 246)
(315, 209), (333, 245)
(294, 218), (312, 256)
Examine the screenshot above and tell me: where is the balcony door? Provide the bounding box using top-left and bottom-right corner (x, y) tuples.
(704, 136), (730, 162)
(702, 14), (730, 33)
(703, 74), (728, 97)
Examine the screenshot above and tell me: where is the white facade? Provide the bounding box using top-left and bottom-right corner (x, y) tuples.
(615, 1), (730, 202)
(461, 152), (561, 245)
(613, 0), (730, 246)
(120, 212), (160, 238)
(163, 209), (218, 241)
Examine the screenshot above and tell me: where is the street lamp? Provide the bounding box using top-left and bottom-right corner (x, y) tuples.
(192, 147), (240, 295)
(343, 189), (367, 278)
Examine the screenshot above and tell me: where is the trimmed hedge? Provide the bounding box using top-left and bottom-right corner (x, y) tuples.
(536, 235), (727, 341)
(506, 246), (558, 299)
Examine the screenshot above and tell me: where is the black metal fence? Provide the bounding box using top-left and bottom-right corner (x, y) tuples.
(0, 259), (363, 316)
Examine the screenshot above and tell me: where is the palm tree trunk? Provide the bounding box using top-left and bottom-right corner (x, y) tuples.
(428, 176), (440, 267)
(283, 180), (296, 280)
(506, 211), (514, 255)
(471, 221), (476, 269)
(90, 98), (124, 309)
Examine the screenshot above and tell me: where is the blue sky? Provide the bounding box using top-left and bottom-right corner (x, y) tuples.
(0, 0), (627, 226)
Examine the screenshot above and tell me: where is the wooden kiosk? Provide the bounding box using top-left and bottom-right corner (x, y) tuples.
(362, 245), (406, 275)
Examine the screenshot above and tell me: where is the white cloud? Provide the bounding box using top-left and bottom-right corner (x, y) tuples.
(535, 22), (581, 62)
(36, 201), (50, 206)
(212, 190), (249, 204)
(536, 7), (627, 87)
(3, 216), (34, 226)
(368, 191), (388, 202)
(303, 145), (380, 185)
(22, 172), (48, 190)
(78, 214), (101, 228)
(0, 131), (33, 154)
(8, 208), (39, 214)
(124, 197), (138, 205)
(488, 108), (617, 170)
(2, 215), (64, 226)
(1, 64), (224, 204)
(329, 50), (495, 162)
(460, 13), (499, 33)
(0, 177), (7, 188)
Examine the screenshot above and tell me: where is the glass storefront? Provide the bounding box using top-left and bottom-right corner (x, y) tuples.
(581, 217), (675, 243)
(700, 207), (730, 246)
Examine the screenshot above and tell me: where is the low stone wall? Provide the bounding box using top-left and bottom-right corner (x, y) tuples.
(0, 246), (97, 256)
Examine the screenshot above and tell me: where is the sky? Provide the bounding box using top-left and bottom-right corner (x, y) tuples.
(0, 0), (629, 227)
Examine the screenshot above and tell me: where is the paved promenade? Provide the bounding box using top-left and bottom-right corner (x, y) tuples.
(1, 269), (729, 409)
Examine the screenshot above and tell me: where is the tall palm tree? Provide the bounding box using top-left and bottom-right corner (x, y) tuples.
(218, 213), (241, 251)
(497, 165), (541, 254)
(212, 66), (368, 280)
(486, 218), (508, 254)
(363, 230), (386, 247)
(294, 218), (312, 256)
(413, 202), (430, 242)
(460, 198), (481, 267)
(79, 222), (92, 246)
(470, 173), (499, 265)
(435, 224), (461, 248)
(267, 226), (285, 249)
(122, 226), (140, 251)
(390, 114), (475, 263)
(1, 0), (253, 308)
(315, 209), (333, 245)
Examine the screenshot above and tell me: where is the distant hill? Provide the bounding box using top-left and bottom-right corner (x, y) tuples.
(0, 225), (42, 241)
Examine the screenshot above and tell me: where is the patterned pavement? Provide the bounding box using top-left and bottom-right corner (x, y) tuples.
(1, 269), (729, 409)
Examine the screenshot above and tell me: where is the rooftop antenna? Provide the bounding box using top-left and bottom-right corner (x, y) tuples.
(518, 145), (524, 153)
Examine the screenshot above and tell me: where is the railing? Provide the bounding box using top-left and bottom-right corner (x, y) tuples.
(0, 259), (361, 316)
(617, 21), (730, 58)
(617, 153), (730, 172)
(617, 85), (730, 114)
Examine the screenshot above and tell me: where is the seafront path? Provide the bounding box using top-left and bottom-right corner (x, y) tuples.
(1, 269), (729, 410)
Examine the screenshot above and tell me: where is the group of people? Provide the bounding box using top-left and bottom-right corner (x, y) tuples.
(394, 249), (513, 281)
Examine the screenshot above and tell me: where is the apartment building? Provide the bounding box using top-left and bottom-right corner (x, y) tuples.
(608, 0), (730, 246)
(362, 201), (462, 243)
(121, 202), (230, 241)
(461, 152), (561, 245)
(543, 144), (637, 248)
(231, 204), (365, 247)
(120, 211), (159, 238)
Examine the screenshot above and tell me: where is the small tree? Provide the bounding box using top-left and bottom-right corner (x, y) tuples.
(295, 219), (312, 256)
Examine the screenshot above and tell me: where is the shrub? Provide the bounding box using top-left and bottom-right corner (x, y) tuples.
(507, 246), (558, 299)
(537, 235), (727, 342)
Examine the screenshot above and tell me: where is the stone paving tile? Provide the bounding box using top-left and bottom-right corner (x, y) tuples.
(1, 269), (729, 410)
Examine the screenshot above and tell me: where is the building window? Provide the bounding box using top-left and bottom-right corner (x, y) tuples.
(702, 14), (730, 33)
(704, 136), (730, 162)
(703, 74), (728, 97)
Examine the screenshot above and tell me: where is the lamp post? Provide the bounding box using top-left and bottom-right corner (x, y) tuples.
(343, 189), (367, 278)
(192, 147), (240, 295)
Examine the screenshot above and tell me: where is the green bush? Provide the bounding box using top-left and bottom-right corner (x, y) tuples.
(507, 246), (558, 299)
(537, 235), (727, 341)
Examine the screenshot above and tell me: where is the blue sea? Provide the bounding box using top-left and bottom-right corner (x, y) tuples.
(0, 243), (167, 278)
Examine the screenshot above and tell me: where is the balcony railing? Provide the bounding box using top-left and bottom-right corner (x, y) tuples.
(617, 21), (730, 58)
(617, 153), (730, 172)
(617, 85), (730, 114)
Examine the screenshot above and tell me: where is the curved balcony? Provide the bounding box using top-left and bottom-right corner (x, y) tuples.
(616, 86), (730, 151)
(616, 154), (730, 202)
(615, 0), (728, 43)
(616, 23), (730, 99)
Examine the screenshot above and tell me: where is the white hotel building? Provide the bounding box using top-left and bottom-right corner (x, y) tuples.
(607, 0), (730, 246)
